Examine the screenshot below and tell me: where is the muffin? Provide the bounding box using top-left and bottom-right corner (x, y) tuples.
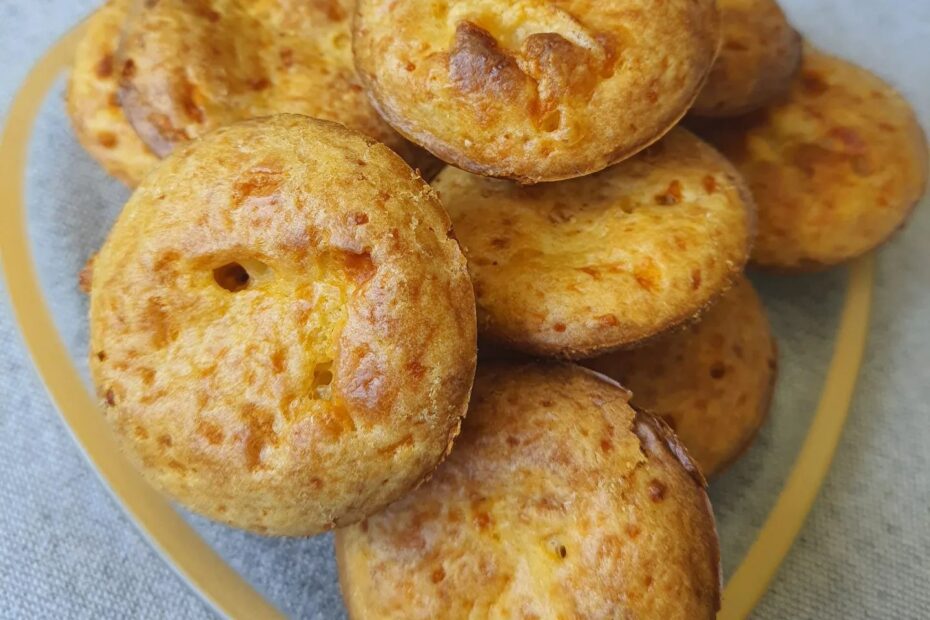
(66, 0), (159, 186)
(353, 0), (721, 182)
(693, 47), (929, 270)
(432, 127), (755, 359)
(88, 115), (477, 536)
(336, 362), (721, 619)
(691, 0), (802, 118)
(114, 0), (437, 174)
(585, 275), (777, 476)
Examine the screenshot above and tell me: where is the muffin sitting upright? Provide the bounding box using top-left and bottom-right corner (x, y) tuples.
(353, 0), (720, 182)
(88, 115), (477, 536)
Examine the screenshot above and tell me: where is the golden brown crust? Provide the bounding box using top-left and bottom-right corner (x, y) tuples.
(88, 115), (477, 536)
(584, 276), (777, 476)
(691, 0), (802, 118)
(433, 127), (755, 359)
(353, 0), (720, 183)
(116, 0), (437, 172)
(692, 47), (929, 270)
(66, 0), (159, 186)
(336, 362), (720, 619)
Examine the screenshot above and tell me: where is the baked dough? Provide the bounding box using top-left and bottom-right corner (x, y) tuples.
(67, 0), (159, 186)
(353, 0), (720, 182)
(693, 48), (929, 270)
(585, 275), (776, 476)
(433, 127), (755, 358)
(691, 0), (801, 118)
(336, 362), (721, 619)
(116, 0), (437, 174)
(89, 115), (476, 535)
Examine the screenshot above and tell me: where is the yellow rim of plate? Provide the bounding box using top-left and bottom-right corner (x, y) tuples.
(0, 20), (873, 620)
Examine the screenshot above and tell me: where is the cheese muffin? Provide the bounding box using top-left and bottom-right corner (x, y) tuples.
(88, 115), (477, 536)
(115, 0), (437, 174)
(433, 127), (755, 359)
(336, 363), (721, 619)
(67, 0), (159, 186)
(353, 0), (720, 183)
(693, 48), (929, 270)
(585, 276), (777, 476)
(691, 0), (802, 117)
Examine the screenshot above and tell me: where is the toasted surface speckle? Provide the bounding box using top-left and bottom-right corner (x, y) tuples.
(585, 276), (777, 476)
(336, 363), (720, 619)
(691, 0), (802, 118)
(116, 0), (437, 173)
(693, 47), (929, 270)
(67, 0), (159, 186)
(353, 0), (720, 182)
(88, 115), (477, 536)
(433, 128), (755, 359)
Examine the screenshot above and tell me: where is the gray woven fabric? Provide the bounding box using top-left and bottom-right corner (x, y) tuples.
(0, 1), (927, 618)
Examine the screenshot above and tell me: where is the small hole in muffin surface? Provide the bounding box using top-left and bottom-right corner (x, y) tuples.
(312, 361), (335, 399)
(213, 262), (250, 292)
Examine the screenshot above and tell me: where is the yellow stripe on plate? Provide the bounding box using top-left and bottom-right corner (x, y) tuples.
(719, 255), (873, 618)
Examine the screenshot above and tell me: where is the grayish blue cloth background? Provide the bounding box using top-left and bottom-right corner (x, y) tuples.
(1, 1), (928, 618)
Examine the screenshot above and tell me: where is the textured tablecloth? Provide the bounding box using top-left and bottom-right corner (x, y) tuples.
(1, 1), (928, 618)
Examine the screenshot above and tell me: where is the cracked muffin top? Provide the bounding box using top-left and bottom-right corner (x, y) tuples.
(353, 0), (720, 183)
(88, 115), (477, 536)
(336, 362), (721, 619)
(432, 128), (755, 359)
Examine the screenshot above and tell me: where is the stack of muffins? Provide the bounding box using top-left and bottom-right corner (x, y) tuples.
(69, 0), (927, 617)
